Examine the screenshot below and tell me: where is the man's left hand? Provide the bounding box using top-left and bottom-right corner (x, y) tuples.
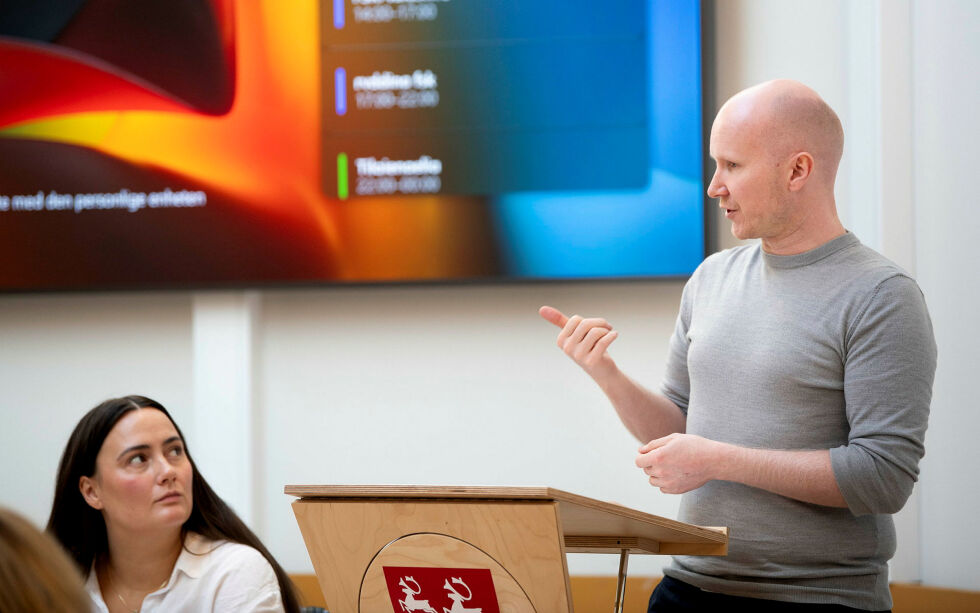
(635, 433), (723, 494)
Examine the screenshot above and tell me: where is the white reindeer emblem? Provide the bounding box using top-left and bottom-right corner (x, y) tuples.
(442, 577), (482, 613)
(398, 576), (437, 613)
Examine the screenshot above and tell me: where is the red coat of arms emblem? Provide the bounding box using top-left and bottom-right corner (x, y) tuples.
(382, 566), (500, 613)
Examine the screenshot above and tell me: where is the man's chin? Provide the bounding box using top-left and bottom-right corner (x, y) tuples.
(729, 223), (757, 241)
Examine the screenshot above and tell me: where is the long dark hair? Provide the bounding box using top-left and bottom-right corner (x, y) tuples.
(46, 395), (301, 613)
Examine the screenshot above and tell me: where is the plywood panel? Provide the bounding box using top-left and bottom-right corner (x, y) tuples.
(292, 498), (572, 612)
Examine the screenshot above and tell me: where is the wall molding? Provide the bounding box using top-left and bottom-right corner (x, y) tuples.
(290, 574), (980, 612)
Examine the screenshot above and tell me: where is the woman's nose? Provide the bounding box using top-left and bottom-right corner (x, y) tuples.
(156, 455), (177, 482)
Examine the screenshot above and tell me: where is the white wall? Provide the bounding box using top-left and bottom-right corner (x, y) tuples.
(1, 0), (977, 591)
(0, 282), (686, 577)
(911, 0), (980, 590)
(0, 293), (194, 522)
(258, 283), (684, 576)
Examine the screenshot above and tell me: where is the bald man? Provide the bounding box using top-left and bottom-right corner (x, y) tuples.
(541, 80), (936, 612)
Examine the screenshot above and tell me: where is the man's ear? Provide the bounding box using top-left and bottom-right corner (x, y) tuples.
(79, 475), (104, 510)
(787, 152), (814, 192)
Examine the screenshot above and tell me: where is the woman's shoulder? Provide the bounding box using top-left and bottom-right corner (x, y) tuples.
(182, 532), (276, 581)
(164, 533), (284, 611)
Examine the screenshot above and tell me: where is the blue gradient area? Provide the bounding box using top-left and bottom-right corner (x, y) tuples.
(651, 0), (703, 182)
(491, 0), (704, 278)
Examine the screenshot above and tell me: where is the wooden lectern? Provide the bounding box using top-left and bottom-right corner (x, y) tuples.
(286, 485), (727, 613)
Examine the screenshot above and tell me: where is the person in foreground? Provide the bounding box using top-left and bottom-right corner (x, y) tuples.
(0, 506), (90, 612)
(541, 80), (936, 612)
(47, 395), (301, 613)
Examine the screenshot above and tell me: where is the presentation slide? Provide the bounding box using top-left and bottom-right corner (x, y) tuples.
(0, 0), (705, 290)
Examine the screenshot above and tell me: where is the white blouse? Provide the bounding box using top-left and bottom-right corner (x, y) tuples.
(85, 532), (285, 612)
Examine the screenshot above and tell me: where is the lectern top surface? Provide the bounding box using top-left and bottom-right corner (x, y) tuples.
(284, 484), (727, 547)
(286, 484), (571, 501)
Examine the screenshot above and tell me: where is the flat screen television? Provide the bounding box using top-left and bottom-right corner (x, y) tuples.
(0, 0), (707, 291)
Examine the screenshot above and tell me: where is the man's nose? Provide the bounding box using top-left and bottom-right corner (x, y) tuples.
(706, 173), (728, 199)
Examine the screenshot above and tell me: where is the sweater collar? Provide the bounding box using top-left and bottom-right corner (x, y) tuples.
(761, 231), (859, 269)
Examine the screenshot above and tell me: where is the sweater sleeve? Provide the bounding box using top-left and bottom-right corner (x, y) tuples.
(830, 274), (937, 516)
(660, 266), (700, 414)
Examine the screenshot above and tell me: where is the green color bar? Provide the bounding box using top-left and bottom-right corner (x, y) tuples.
(337, 152), (349, 200)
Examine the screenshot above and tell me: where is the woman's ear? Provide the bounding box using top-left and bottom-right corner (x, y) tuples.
(79, 475), (103, 510)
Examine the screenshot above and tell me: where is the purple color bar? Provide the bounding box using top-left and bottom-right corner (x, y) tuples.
(335, 67), (347, 116)
(334, 0), (345, 29)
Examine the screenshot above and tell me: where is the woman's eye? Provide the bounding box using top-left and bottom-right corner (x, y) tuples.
(128, 454), (147, 466)
(168, 445), (184, 457)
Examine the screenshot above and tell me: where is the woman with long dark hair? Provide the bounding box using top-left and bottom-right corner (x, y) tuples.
(47, 395), (301, 613)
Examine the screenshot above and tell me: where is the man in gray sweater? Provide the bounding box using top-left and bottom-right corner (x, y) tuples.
(541, 80), (936, 611)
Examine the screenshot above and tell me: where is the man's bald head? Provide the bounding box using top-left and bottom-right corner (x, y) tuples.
(708, 80), (848, 253)
(717, 80), (844, 187)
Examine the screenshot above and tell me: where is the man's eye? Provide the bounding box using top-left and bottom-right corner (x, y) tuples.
(727, 161), (738, 169)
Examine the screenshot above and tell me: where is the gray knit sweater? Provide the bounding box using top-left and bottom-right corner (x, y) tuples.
(660, 232), (937, 611)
